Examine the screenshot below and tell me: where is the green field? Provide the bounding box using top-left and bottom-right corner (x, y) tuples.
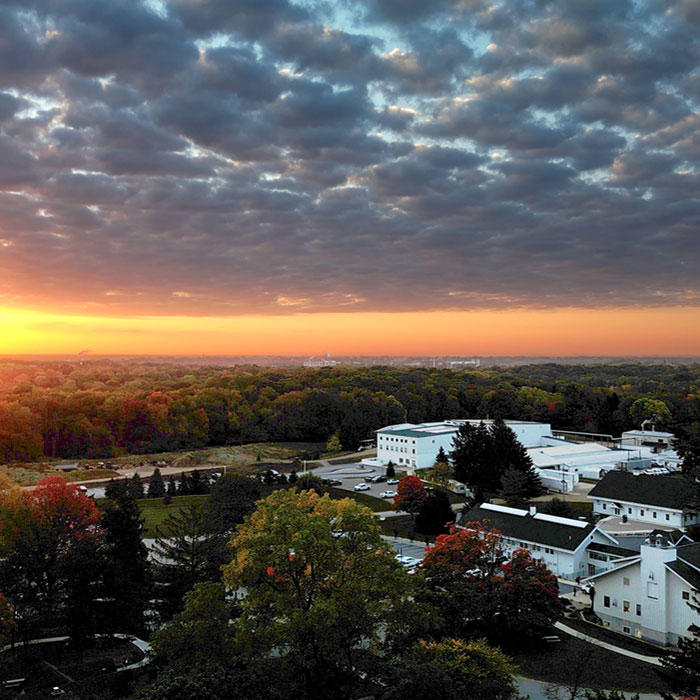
(137, 494), (210, 537)
(135, 485), (389, 537)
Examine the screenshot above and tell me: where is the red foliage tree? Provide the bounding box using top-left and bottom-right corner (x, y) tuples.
(393, 475), (428, 515)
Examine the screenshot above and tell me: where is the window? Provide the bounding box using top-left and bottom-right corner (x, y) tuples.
(603, 596), (610, 608)
(623, 625), (631, 634)
(623, 600), (630, 613)
(683, 591), (690, 601)
(640, 509), (645, 516)
(647, 582), (658, 599)
(653, 511), (657, 519)
(628, 508), (632, 514)
(602, 503), (607, 510)
(545, 548), (554, 555)
(666, 514), (670, 521)
(636, 604), (641, 616)
(623, 577), (630, 586)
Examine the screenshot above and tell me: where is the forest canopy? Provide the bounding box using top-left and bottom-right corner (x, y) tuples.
(0, 359), (698, 464)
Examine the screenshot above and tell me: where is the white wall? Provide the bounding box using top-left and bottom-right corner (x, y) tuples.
(592, 498), (684, 528)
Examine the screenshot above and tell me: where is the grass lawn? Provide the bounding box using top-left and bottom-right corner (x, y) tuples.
(510, 634), (672, 694)
(137, 494), (210, 537)
(565, 616), (665, 656)
(326, 486), (389, 512)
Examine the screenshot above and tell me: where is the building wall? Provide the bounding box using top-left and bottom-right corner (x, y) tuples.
(591, 543), (699, 645)
(667, 572), (700, 645)
(592, 498), (684, 528)
(376, 429), (456, 470)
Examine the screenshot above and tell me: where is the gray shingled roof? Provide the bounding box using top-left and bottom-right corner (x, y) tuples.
(461, 504), (596, 552)
(588, 471), (695, 510)
(587, 542), (637, 558)
(667, 560), (700, 592)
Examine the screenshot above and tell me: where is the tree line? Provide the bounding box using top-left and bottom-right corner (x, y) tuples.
(1, 360), (700, 464)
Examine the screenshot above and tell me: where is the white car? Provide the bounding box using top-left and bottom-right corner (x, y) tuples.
(354, 483), (371, 492)
(386, 478), (399, 485)
(380, 490), (397, 498)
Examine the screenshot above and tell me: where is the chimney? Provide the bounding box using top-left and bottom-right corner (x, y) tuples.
(529, 505), (537, 516)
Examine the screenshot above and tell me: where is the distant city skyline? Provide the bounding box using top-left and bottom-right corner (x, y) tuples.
(0, 0), (698, 354)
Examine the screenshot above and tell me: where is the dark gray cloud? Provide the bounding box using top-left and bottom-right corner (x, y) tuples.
(0, 0), (698, 315)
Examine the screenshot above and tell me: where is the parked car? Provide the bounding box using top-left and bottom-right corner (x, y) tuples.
(368, 475), (386, 483)
(386, 478), (399, 485)
(354, 483), (371, 492)
(324, 478), (343, 486)
(380, 490), (397, 498)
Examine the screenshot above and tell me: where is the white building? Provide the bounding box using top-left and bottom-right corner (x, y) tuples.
(460, 503), (630, 579)
(621, 429), (675, 453)
(588, 534), (700, 645)
(374, 420), (553, 471)
(588, 471), (700, 530)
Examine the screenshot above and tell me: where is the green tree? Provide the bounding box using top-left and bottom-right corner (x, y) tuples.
(450, 421), (497, 502)
(100, 487), (151, 634)
(148, 468), (166, 498)
(140, 582), (263, 700)
(153, 505), (227, 619)
(206, 473), (261, 534)
(629, 397), (672, 428)
(223, 489), (410, 700)
(386, 461), (396, 478)
(499, 468), (531, 508)
(415, 489), (455, 536)
(380, 637), (518, 700)
(325, 431), (342, 453)
(426, 457), (454, 488)
(128, 472), (145, 499)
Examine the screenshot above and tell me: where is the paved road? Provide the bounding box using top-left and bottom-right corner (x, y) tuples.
(516, 676), (665, 700)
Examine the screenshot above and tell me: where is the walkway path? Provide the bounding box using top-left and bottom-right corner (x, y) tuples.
(554, 621), (664, 666)
(517, 675), (665, 700)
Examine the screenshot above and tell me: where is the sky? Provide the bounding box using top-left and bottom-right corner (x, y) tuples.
(0, 0), (699, 356)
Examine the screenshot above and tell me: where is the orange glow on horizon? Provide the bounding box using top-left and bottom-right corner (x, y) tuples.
(0, 306), (699, 357)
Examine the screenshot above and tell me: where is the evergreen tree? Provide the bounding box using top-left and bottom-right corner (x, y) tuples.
(189, 469), (208, 495)
(436, 446), (448, 464)
(450, 422), (495, 502)
(100, 487), (151, 634)
(166, 475), (177, 497)
(289, 469), (298, 483)
(128, 472), (145, 500)
(148, 468), (166, 498)
(415, 489), (455, 536)
(105, 477), (126, 501)
(499, 468), (531, 509)
(177, 471), (191, 495)
(205, 473), (261, 534)
(153, 505), (226, 620)
(386, 461), (396, 478)
(490, 418), (542, 497)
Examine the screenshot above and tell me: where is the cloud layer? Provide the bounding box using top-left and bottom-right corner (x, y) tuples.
(0, 0), (698, 315)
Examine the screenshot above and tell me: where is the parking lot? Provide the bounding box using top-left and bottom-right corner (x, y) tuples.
(311, 462), (399, 503)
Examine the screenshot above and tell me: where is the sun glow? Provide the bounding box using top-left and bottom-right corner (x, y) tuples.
(0, 306), (699, 357)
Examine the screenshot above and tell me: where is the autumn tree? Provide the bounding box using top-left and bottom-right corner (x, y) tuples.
(0, 477), (101, 637)
(415, 522), (561, 646)
(394, 475), (428, 516)
(223, 489), (410, 700)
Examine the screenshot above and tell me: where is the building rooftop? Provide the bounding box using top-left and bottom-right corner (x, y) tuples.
(460, 502), (599, 552)
(622, 430), (675, 438)
(588, 470), (695, 510)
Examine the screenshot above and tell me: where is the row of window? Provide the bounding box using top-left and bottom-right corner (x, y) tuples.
(603, 596), (642, 616)
(383, 445), (416, 454)
(600, 502), (672, 521)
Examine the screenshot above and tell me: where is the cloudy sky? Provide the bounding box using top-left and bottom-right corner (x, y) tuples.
(1, 0), (699, 354)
